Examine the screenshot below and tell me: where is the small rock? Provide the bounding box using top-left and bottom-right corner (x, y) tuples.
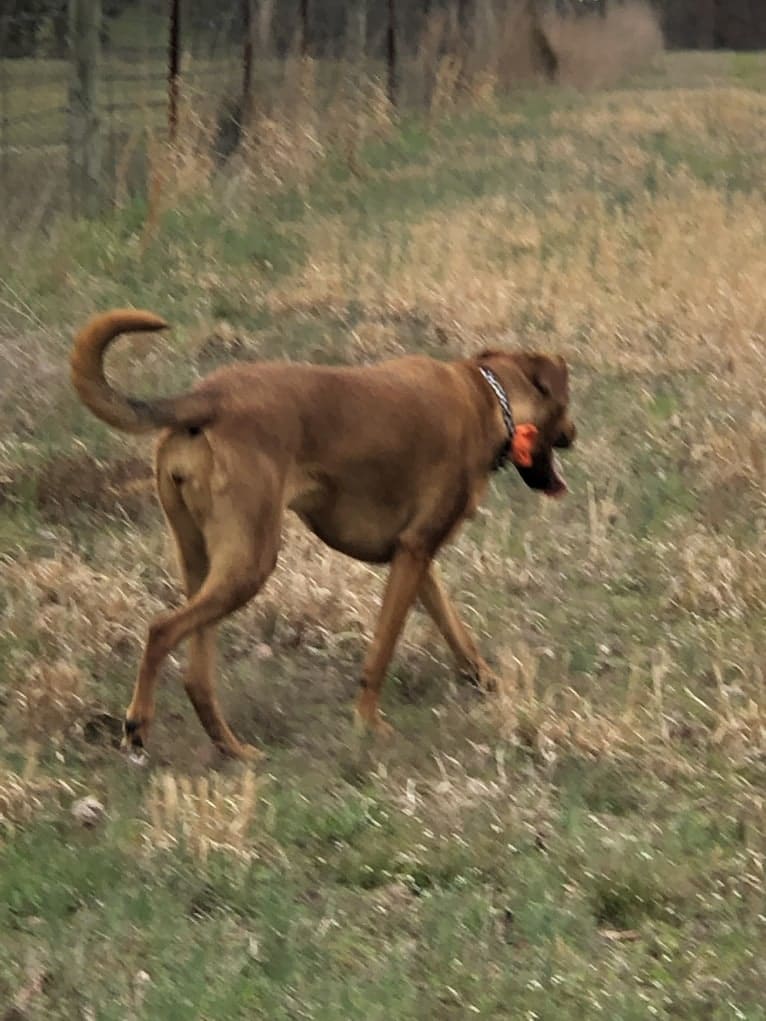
(71, 796), (105, 828)
(133, 970), (151, 1012)
(247, 935), (261, 961)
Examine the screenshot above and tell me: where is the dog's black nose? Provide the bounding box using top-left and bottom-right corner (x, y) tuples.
(553, 422), (576, 449)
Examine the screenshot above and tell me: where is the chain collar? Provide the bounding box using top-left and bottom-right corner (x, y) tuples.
(478, 365), (515, 471)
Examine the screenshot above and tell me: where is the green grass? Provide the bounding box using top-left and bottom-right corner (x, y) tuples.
(3, 49), (766, 1019)
(2, 761), (765, 1018)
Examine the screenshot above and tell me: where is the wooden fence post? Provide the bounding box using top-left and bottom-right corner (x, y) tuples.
(387, 0), (398, 107)
(241, 0), (254, 124)
(168, 0), (180, 142)
(527, 0), (557, 82)
(1, 27), (9, 203)
(354, 0), (367, 64)
(68, 0), (102, 217)
(300, 0), (309, 58)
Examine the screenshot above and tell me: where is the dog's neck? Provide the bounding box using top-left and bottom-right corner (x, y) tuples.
(478, 365), (515, 472)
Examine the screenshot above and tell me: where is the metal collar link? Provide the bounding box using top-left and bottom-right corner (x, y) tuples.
(478, 365), (515, 471)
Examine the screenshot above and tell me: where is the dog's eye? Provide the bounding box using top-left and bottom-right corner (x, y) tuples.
(532, 378), (550, 397)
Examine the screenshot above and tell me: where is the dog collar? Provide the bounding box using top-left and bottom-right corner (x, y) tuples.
(478, 365), (515, 471)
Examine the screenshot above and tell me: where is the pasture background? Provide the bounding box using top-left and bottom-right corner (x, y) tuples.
(2, 25), (766, 1020)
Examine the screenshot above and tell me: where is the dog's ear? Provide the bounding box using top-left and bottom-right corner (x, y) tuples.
(518, 353), (569, 405)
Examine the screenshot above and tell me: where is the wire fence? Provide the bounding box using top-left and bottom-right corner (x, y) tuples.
(1, 2), (270, 232)
(3, 0), (740, 235)
(3, 0), (636, 234)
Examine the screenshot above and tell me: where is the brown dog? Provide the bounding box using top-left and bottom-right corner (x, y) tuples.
(70, 310), (576, 760)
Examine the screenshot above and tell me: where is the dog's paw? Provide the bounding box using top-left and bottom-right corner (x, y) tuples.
(122, 715), (151, 758)
(237, 743), (267, 763)
(354, 706), (395, 740)
(372, 717), (395, 740)
(211, 738), (267, 763)
(126, 746), (150, 767)
(369, 714), (396, 739)
(462, 659), (500, 694)
(121, 732), (149, 767)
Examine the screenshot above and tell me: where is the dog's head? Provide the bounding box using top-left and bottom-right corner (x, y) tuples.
(477, 349), (576, 498)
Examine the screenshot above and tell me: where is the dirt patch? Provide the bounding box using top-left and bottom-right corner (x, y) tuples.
(34, 453), (153, 523)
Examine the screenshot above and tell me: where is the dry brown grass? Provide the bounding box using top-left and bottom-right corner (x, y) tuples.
(3, 57), (765, 782)
(665, 528), (766, 619)
(0, 747), (82, 839)
(34, 453), (152, 524)
(0, 327), (62, 436)
(5, 48), (766, 1016)
(2, 550), (163, 739)
(137, 62), (395, 240)
(140, 110), (218, 248)
(419, 1), (662, 100)
(248, 82), (765, 767)
(143, 769), (263, 863)
(122, 3), (663, 236)
(544, 2), (663, 90)
(267, 173), (763, 384)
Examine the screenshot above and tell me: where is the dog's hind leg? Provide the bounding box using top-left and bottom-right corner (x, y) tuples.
(418, 565), (498, 692)
(355, 545), (430, 736)
(124, 473), (282, 760)
(166, 497), (264, 760)
(181, 624), (260, 759)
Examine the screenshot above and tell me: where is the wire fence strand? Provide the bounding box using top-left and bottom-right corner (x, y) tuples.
(2, 1), (739, 234)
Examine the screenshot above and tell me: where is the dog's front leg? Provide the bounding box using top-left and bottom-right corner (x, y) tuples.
(418, 565), (498, 692)
(355, 546), (430, 736)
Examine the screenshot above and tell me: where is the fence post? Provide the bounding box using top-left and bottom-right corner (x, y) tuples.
(257, 0), (273, 58)
(354, 0), (367, 63)
(68, 0), (102, 217)
(1, 25), (9, 204)
(387, 0), (398, 107)
(241, 0), (254, 124)
(527, 0), (557, 82)
(168, 0), (180, 142)
(300, 0), (309, 58)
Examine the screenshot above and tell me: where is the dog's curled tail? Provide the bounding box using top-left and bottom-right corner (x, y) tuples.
(70, 309), (214, 434)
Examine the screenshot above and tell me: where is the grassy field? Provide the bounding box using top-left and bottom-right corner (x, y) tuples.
(2, 48), (766, 1019)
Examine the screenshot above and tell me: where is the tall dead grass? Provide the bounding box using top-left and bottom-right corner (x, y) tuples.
(544, 2), (663, 89)
(0, 747), (82, 839)
(456, 1), (662, 94)
(8, 47), (766, 789)
(250, 81), (766, 767)
(0, 0), (664, 255)
(143, 770), (263, 863)
(1, 550), (163, 739)
(132, 2), (662, 239)
(268, 164), (766, 389)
